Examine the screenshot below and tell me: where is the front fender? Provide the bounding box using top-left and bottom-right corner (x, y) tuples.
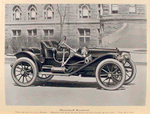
(85, 52), (119, 68)
(14, 51), (42, 71)
(70, 53), (118, 75)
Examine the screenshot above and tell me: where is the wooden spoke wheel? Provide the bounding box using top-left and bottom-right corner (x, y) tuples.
(95, 59), (126, 90)
(11, 57), (37, 87)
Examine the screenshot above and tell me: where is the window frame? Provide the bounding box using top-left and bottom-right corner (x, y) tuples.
(12, 6), (22, 20)
(78, 28), (90, 46)
(44, 4), (54, 20)
(79, 4), (91, 19)
(12, 30), (21, 40)
(27, 29), (37, 42)
(111, 4), (119, 14)
(43, 29), (54, 39)
(129, 4), (136, 14)
(28, 5), (37, 20)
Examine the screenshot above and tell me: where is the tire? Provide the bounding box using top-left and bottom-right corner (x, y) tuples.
(37, 74), (53, 82)
(11, 57), (37, 87)
(124, 59), (136, 84)
(95, 59), (126, 90)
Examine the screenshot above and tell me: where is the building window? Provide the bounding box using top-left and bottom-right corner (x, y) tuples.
(12, 6), (21, 20)
(129, 4), (136, 14)
(78, 29), (90, 46)
(79, 4), (91, 18)
(12, 30), (21, 40)
(43, 29), (54, 39)
(27, 29), (37, 42)
(111, 4), (118, 14)
(28, 5), (37, 20)
(44, 4), (54, 19)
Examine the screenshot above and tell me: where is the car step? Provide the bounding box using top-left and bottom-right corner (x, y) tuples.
(38, 72), (70, 76)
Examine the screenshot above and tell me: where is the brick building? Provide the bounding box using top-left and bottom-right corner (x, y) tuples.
(5, 4), (146, 53)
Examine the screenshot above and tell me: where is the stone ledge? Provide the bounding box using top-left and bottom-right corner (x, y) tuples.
(5, 19), (146, 26)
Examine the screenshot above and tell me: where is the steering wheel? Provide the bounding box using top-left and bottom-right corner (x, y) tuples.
(57, 36), (68, 51)
(57, 36), (85, 58)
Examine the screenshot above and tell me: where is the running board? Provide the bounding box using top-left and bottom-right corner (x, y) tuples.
(38, 72), (70, 76)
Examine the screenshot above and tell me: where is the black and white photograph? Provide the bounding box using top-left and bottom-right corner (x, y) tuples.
(4, 3), (147, 107)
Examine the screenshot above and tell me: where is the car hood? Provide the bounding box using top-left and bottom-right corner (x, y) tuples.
(87, 47), (130, 58)
(88, 47), (118, 53)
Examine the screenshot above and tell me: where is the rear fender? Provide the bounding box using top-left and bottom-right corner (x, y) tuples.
(15, 51), (42, 71)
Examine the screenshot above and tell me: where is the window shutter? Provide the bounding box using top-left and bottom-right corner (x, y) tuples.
(15, 9), (20, 19)
(47, 8), (52, 17)
(129, 5), (136, 13)
(31, 9), (36, 18)
(83, 6), (88, 16)
(112, 5), (118, 10)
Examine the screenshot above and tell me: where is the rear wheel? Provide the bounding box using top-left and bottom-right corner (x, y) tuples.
(37, 74), (53, 82)
(95, 59), (126, 90)
(11, 57), (37, 87)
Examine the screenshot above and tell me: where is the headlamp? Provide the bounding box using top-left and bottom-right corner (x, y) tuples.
(122, 53), (130, 60)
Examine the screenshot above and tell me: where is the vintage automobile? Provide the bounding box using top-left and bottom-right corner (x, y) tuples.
(11, 36), (136, 90)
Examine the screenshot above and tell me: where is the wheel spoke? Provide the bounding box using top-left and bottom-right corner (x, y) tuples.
(112, 67), (118, 73)
(25, 77), (29, 82)
(27, 75), (32, 79)
(15, 69), (21, 72)
(18, 75), (23, 81)
(100, 74), (108, 77)
(22, 76), (24, 83)
(20, 63), (23, 69)
(25, 70), (32, 75)
(125, 69), (132, 72)
(111, 64), (114, 72)
(112, 73), (121, 76)
(111, 76), (119, 84)
(112, 78), (116, 85)
(107, 66), (110, 72)
(102, 77), (109, 83)
(107, 78), (110, 86)
(16, 73), (21, 77)
(26, 69), (32, 72)
(102, 68), (109, 74)
(124, 61), (127, 65)
(16, 66), (22, 70)
(126, 73), (130, 77)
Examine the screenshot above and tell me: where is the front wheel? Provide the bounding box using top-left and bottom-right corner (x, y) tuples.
(11, 57), (37, 87)
(124, 59), (136, 84)
(95, 59), (126, 90)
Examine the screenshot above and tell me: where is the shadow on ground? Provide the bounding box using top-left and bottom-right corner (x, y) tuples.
(13, 80), (131, 91)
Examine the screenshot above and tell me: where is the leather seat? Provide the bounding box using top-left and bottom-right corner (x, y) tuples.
(40, 41), (54, 58)
(41, 40), (69, 58)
